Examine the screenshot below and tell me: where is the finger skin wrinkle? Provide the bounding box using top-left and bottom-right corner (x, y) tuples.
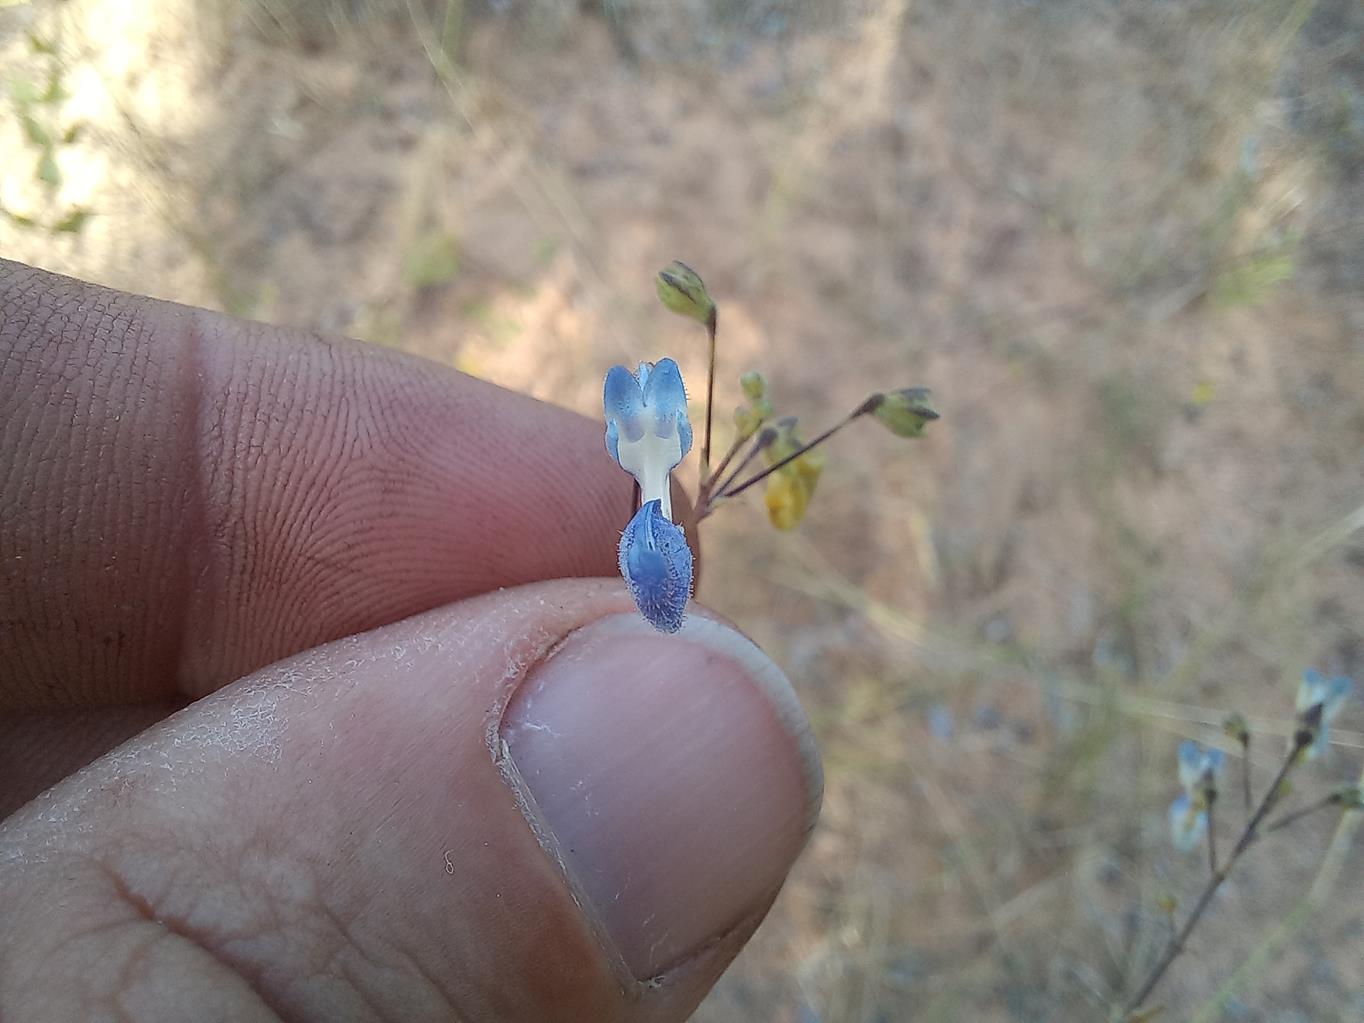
(1, 826), (466, 1023)
(0, 857), (283, 1022)
(89, 822), (465, 1023)
(2, 259), (642, 707)
(0, 263), (199, 707)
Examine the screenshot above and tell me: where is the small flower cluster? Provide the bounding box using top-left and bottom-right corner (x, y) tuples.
(1127, 668), (1358, 1019)
(603, 261), (939, 631)
(1166, 668), (1356, 854)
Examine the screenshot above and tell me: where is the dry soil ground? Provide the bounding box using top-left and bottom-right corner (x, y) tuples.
(2, 1), (1362, 1019)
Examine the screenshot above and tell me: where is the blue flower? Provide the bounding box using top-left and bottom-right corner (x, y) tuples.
(1169, 740), (1223, 853)
(618, 500), (693, 633)
(1168, 793), (1208, 852)
(604, 359), (693, 520)
(604, 359), (695, 632)
(1177, 740), (1224, 795)
(1295, 668), (1354, 760)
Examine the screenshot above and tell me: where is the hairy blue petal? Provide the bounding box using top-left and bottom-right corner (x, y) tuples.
(618, 500), (693, 633)
(604, 364), (646, 444)
(643, 358), (693, 456)
(676, 409), (693, 459)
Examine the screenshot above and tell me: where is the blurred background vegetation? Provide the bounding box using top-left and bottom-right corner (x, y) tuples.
(2, 0), (1362, 1019)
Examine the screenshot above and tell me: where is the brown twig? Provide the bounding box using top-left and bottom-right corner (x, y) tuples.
(699, 428), (774, 518)
(1121, 735), (1308, 1018)
(701, 307), (717, 485)
(1261, 793), (1340, 837)
(1206, 799), (1218, 876)
(700, 429), (750, 507)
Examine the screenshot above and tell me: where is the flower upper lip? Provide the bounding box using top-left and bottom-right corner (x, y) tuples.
(604, 359), (693, 520)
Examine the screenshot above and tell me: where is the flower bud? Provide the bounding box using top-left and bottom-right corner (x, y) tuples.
(1331, 786), (1363, 810)
(655, 260), (716, 329)
(733, 398), (773, 441)
(870, 387), (939, 438)
(1222, 711), (1250, 746)
(740, 370), (768, 402)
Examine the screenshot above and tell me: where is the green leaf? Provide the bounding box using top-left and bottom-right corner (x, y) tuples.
(10, 77), (39, 105)
(36, 147), (60, 188)
(27, 31), (57, 55)
(1, 205), (38, 228)
(40, 68), (69, 105)
(1212, 246), (1296, 307)
(61, 122), (83, 145)
(21, 112), (50, 147)
(403, 230), (461, 289)
(52, 206), (94, 234)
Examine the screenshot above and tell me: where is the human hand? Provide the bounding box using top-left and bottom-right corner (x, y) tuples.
(0, 261), (822, 1022)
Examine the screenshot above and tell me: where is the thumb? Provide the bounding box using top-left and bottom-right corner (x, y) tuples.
(0, 579), (822, 1023)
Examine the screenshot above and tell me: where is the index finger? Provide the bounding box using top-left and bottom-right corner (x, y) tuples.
(0, 260), (651, 709)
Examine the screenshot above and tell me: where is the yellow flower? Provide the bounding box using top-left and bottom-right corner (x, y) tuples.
(762, 419), (825, 530)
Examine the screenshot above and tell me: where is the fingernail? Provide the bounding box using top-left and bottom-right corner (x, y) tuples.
(498, 613), (822, 979)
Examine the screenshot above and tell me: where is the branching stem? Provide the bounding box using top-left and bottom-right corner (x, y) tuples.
(1121, 735), (1309, 1019)
(717, 397), (881, 502)
(701, 430), (750, 506)
(1262, 793), (1340, 837)
(699, 431), (773, 518)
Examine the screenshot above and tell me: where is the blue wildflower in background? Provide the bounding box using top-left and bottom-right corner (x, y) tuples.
(1169, 740), (1224, 852)
(1295, 668), (1354, 760)
(604, 358), (694, 632)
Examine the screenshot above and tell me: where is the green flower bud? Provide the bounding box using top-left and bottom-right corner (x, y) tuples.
(870, 387), (939, 438)
(1331, 786), (1363, 810)
(740, 370), (768, 402)
(733, 396), (773, 441)
(1222, 711), (1250, 746)
(655, 261), (716, 329)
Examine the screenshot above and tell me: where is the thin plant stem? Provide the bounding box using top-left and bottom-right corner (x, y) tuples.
(701, 308), (717, 485)
(1262, 793), (1339, 836)
(1121, 735), (1307, 1018)
(1187, 759), (1364, 1023)
(701, 429), (750, 506)
(719, 398), (879, 500)
(704, 431), (773, 512)
(1206, 800), (1218, 876)
(1241, 747), (1252, 820)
